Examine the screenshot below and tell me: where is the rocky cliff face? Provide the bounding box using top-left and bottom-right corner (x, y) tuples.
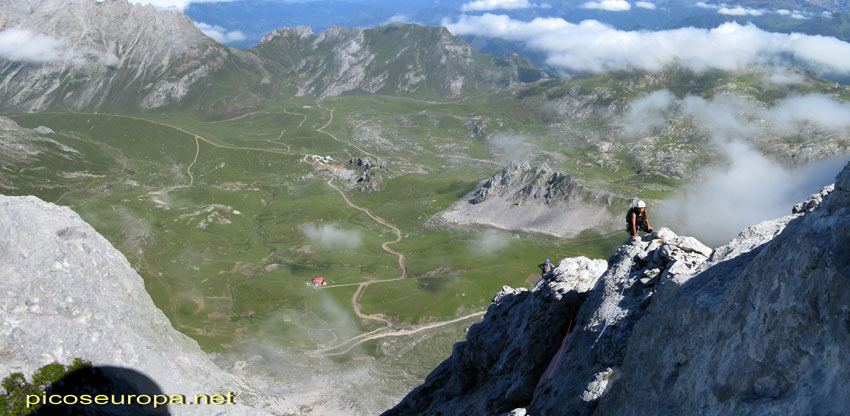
(0, 195), (293, 415)
(255, 24), (547, 99)
(594, 163), (850, 415)
(0, 0), (265, 113)
(440, 162), (627, 237)
(389, 160), (849, 415)
(0, 1), (545, 113)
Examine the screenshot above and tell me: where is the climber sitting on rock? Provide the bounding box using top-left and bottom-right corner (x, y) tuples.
(626, 200), (654, 241)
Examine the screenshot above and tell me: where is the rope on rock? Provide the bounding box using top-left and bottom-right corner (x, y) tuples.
(527, 244), (640, 410)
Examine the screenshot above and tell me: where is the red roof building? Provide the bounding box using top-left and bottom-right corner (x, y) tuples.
(311, 277), (327, 286)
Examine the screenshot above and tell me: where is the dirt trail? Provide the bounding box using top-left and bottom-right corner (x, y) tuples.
(53, 177), (99, 204)
(187, 136), (200, 186)
(203, 110), (267, 124)
(282, 109), (308, 128)
(45, 111), (479, 350)
(325, 178), (406, 278)
(304, 111), (408, 328)
(316, 106), (379, 159)
(267, 130), (291, 151)
(313, 311), (486, 356)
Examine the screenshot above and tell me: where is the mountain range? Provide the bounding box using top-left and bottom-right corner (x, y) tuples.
(0, 0), (544, 115)
(2, 1), (850, 415)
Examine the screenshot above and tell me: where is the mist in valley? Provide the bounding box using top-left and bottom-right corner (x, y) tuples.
(622, 90), (850, 246)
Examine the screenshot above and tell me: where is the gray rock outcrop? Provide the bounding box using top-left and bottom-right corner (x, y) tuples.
(0, 0), (263, 112)
(388, 160), (850, 415)
(385, 227), (715, 415)
(255, 24), (546, 99)
(594, 163), (850, 414)
(383, 257), (608, 416)
(0, 195), (293, 415)
(792, 183), (834, 213)
(440, 162), (627, 237)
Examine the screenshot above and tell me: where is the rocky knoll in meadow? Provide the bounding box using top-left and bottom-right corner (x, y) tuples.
(440, 161), (627, 237)
(389, 160), (849, 415)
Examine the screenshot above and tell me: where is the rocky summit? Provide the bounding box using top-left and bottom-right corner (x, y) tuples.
(440, 162), (626, 237)
(0, 0), (267, 113)
(255, 24), (546, 99)
(388, 160), (850, 415)
(0, 195), (291, 415)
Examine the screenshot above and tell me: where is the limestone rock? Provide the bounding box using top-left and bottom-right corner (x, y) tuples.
(388, 162), (850, 415)
(440, 162), (628, 237)
(792, 183), (834, 213)
(595, 164), (850, 415)
(0, 195), (292, 415)
(382, 255), (607, 415)
(0, 0), (260, 112)
(255, 24), (546, 100)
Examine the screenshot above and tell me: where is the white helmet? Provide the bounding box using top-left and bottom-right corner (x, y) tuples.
(636, 200), (646, 208)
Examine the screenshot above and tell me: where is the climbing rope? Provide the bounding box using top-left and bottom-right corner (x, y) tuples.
(528, 244), (639, 409)
(528, 318), (574, 408)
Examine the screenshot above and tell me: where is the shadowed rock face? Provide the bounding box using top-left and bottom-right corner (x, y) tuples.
(384, 228), (715, 415)
(594, 162), (850, 415)
(382, 257), (608, 416)
(387, 160), (849, 416)
(0, 195), (290, 415)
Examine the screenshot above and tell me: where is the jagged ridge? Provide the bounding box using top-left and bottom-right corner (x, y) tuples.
(440, 161), (628, 237)
(254, 23), (547, 99)
(388, 160), (850, 415)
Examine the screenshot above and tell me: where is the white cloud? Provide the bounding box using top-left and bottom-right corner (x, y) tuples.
(766, 68), (806, 85)
(487, 132), (536, 162)
(718, 6), (763, 16)
(301, 223), (362, 249)
(775, 8), (807, 19)
(635, 1), (656, 10)
(769, 95), (850, 132)
(471, 229), (511, 255)
(385, 14), (411, 24)
(695, 2), (717, 9)
(194, 22), (247, 44)
(644, 91), (850, 246)
(629, 91), (850, 139)
(622, 89), (676, 137)
(580, 0), (631, 11)
(442, 15), (850, 74)
(0, 29), (82, 64)
(461, 0), (535, 11)
(129, 0), (235, 12)
(660, 143), (846, 247)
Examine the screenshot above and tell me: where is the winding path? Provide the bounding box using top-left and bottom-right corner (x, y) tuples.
(203, 110), (267, 124)
(316, 105), (379, 160)
(187, 136), (200, 186)
(38, 110), (481, 352)
(282, 109), (308, 128)
(325, 178), (406, 278)
(313, 311), (485, 356)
